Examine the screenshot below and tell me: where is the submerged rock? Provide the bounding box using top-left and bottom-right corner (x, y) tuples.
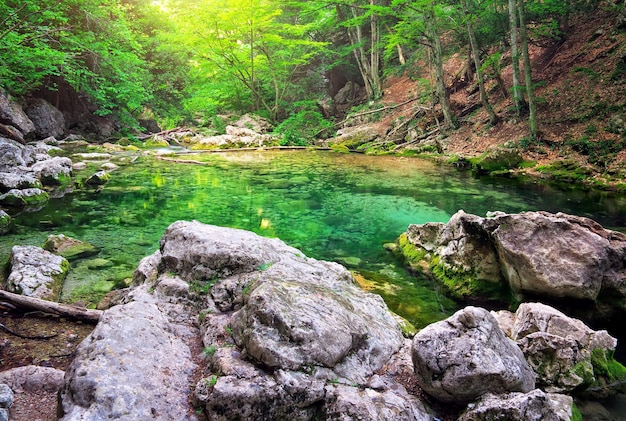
(411, 306), (535, 404)
(6, 245), (69, 300)
(43, 234), (99, 261)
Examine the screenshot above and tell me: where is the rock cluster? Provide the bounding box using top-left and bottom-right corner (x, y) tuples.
(398, 210), (626, 319)
(50, 219), (626, 420)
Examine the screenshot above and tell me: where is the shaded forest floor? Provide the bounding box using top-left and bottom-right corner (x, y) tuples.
(363, 9), (625, 190)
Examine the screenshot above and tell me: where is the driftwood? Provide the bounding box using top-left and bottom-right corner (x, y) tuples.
(0, 290), (102, 323)
(136, 126), (191, 140)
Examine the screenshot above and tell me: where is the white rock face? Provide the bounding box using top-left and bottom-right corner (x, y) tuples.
(7, 245), (68, 300)
(458, 389), (574, 421)
(411, 306), (536, 404)
(59, 221), (428, 421)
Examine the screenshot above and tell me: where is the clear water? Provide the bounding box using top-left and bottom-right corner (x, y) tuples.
(2, 150), (626, 330)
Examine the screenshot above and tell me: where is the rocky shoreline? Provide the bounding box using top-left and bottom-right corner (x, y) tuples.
(2, 218), (625, 420)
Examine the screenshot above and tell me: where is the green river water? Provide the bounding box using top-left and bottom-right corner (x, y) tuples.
(2, 149), (626, 330)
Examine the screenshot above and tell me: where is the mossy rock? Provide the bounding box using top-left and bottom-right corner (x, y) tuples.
(0, 188), (49, 208)
(395, 233), (428, 273)
(391, 311), (418, 338)
(330, 143), (350, 154)
(144, 137), (170, 148)
(43, 234), (100, 261)
(536, 159), (595, 184)
(429, 255), (510, 302)
(470, 146), (523, 174)
(586, 348), (626, 397)
(84, 170), (111, 186)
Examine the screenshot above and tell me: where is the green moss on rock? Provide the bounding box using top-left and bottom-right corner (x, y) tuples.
(429, 255), (509, 302)
(470, 146), (523, 174)
(590, 348), (626, 392)
(395, 233), (428, 272)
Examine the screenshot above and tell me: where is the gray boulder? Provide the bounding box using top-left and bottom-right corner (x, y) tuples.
(60, 221), (422, 420)
(30, 156), (73, 185)
(0, 365), (65, 393)
(411, 306), (535, 404)
(485, 212), (620, 300)
(6, 245), (69, 300)
(0, 137), (36, 170)
(24, 98), (66, 139)
(58, 285), (200, 421)
(399, 211), (626, 308)
(0, 90), (35, 140)
(324, 384), (431, 420)
(458, 389), (574, 421)
(0, 171), (42, 191)
(0, 188), (48, 208)
(0, 383), (13, 421)
(504, 303), (622, 396)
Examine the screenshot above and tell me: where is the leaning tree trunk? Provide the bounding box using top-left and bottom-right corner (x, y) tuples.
(426, 8), (458, 130)
(508, 0), (525, 116)
(518, 0), (538, 138)
(462, 0), (499, 125)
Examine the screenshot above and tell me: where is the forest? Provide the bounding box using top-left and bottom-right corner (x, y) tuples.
(1, 0), (626, 184)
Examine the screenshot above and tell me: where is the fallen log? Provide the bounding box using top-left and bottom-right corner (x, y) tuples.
(0, 290), (102, 323)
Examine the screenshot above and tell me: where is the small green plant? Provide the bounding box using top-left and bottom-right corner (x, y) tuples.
(224, 325), (233, 335)
(257, 262), (274, 271)
(205, 375), (219, 387)
(203, 345), (218, 357)
(190, 276), (218, 295)
(198, 309), (211, 322)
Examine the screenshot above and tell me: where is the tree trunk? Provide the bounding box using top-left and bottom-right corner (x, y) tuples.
(337, 4), (383, 101)
(508, 0), (525, 116)
(0, 290), (102, 323)
(462, 0), (499, 125)
(518, 0), (538, 138)
(426, 8), (458, 130)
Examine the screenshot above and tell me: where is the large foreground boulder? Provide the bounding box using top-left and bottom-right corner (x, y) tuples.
(59, 221), (427, 420)
(411, 306), (535, 404)
(398, 211), (626, 316)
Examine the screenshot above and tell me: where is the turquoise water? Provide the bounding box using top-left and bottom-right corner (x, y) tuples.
(2, 150), (626, 328)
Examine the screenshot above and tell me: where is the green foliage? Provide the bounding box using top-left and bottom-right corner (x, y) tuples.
(275, 101), (333, 146)
(566, 136), (626, 168)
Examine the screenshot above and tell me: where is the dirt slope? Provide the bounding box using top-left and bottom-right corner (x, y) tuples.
(370, 8), (626, 188)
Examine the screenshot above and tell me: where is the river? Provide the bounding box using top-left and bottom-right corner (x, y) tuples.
(1, 149), (626, 331)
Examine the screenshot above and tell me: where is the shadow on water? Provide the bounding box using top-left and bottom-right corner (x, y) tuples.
(2, 149), (626, 334)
